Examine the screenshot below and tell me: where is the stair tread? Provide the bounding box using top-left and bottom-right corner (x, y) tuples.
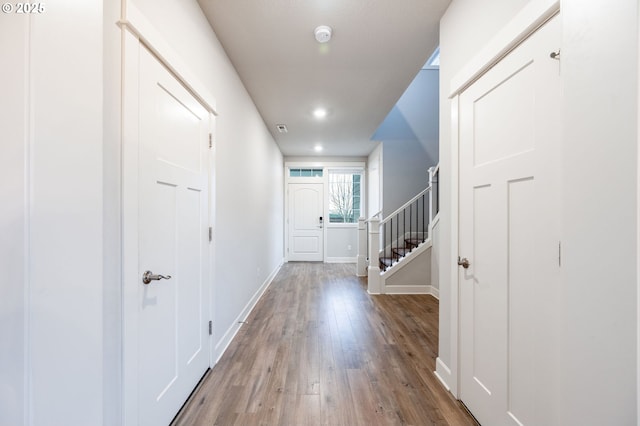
(379, 257), (394, 266)
(405, 238), (425, 247)
(392, 247), (412, 256)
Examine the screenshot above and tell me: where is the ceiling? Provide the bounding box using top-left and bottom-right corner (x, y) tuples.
(197, 0), (450, 157)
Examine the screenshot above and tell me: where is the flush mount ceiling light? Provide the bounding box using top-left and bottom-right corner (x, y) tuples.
(314, 25), (332, 43)
(313, 108), (327, 119)
(314, 145), (323, 152)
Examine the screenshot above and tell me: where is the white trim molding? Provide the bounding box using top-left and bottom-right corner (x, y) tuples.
(118, 3), (217, 115)
(449, 0), (560, 98)
(637, 2), (640, 422)
(325, 257), (357, 264)
(448, 94), (460, 398)
(435, 357), (453, 392)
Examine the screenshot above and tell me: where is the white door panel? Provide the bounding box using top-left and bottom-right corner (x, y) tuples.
(459, 15), (561, 426)
(289, 183), (324, 261)
(138, 45), (210, 426)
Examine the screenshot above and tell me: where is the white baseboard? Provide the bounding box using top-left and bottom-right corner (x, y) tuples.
(429, 285), (439, 299)
(382, 285), (439, 297)
(213, 260), (283, 363)
(383, 285), (429, 294)
(435, 357), (453, 392)
(324, 257), (356, 263)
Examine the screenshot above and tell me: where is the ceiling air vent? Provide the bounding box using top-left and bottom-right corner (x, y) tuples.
(276, 124), (288, 133)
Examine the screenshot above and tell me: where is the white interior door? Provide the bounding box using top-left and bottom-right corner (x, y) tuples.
(138, 46), (211, 426)
(288, 183), (324, 261)
(458, 16), (561, 426)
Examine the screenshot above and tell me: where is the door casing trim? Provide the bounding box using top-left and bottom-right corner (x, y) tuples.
(120, 5), (217, 424)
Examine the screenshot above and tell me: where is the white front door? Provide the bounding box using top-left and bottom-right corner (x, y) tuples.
(137, 45), (211, 426)
(458, 15), (561, 426)
(288, 183), (324, 261)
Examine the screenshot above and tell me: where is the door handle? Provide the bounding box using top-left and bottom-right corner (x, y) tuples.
(458, 257), (470, 269)
(142, 270), (172, 285)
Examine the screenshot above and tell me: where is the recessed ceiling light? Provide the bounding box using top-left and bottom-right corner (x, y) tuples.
(275, 124), (288, 133)
(313, 108), (327, 119)
(314, 25), (332, 43)
(314, 145), (323, 152)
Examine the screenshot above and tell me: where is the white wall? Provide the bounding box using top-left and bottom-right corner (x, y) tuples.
(401, 69), (439, 164)
(0, 2), (105, 424)
(382, 140), (430, 217)
(384, 247), (432, 290)
(560, 1), (637, 423)
(439, 0), (639, 423)
(129, 0), (285, 362)
(374, 69), (440, 166)
(103, 1), (123, 424)
(0, 13), (28, 426)
(326, 228), (357, 259)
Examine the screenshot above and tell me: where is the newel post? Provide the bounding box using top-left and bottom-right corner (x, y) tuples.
(357, 217), (367, 277)
(367, 217), (382, 294)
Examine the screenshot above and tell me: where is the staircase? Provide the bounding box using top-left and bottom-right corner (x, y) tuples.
(357, 165), (439, 294)
(379, 234), (427, 271)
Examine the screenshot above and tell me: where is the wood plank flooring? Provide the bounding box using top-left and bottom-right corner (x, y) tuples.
(172, 262), (477, 426)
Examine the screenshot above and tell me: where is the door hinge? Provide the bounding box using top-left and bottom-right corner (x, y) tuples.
(208, 320), (212, 335)
(209, 227), (213, 242)
(558, 241), (562, 267)
(208, 133), (213, 148)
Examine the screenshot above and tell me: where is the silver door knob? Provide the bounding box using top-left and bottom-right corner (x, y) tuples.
(142, 270), (172, 285)
(458, 257), (470, 269)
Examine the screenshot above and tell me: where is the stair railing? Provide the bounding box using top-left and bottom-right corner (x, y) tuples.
(378, 186), (431, 271)
(363, 166), (438, 294)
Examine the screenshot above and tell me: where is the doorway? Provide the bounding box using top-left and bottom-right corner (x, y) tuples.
(123, 33), (215, 426)
(457, 14), (562, 425)
(288, 182), (324, 261)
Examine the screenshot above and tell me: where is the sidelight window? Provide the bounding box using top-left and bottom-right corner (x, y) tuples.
(328, 171), (362, 223)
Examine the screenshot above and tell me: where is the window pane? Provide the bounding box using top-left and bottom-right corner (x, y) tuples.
(289, 168), (323, 177)
(328, 171), (362, 223)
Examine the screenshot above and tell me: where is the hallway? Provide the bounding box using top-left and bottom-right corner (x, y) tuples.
(173, 263), (476, 425)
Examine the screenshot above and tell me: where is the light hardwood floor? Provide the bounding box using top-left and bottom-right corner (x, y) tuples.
(173, 262), (477, 426)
